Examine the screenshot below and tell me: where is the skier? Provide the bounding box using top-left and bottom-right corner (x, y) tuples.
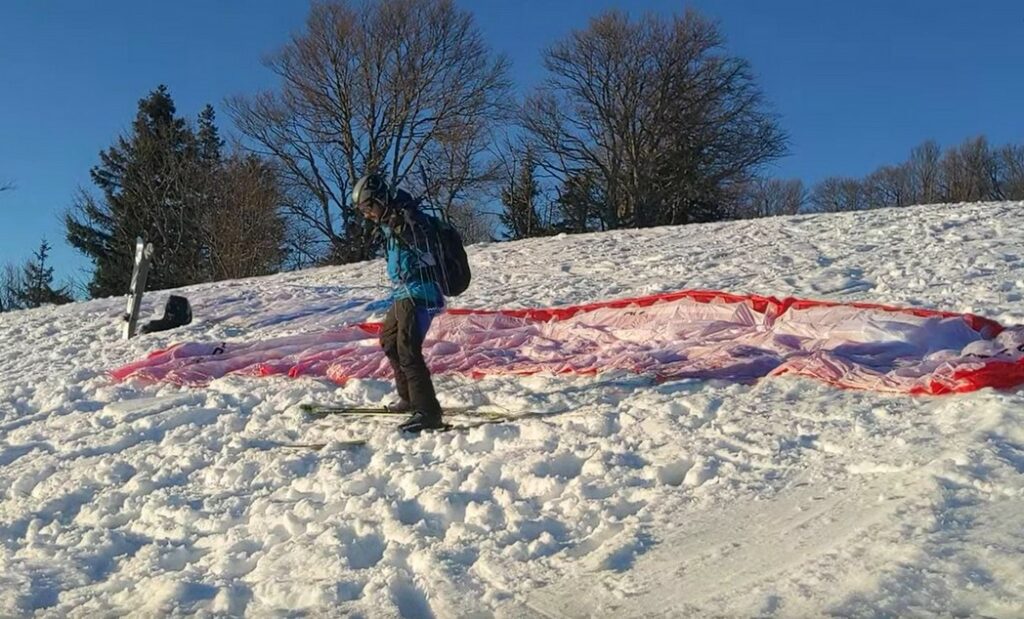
(352, 173), (447, 432)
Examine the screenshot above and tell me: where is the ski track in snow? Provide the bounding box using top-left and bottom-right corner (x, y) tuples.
(1, 201), (1023, 617)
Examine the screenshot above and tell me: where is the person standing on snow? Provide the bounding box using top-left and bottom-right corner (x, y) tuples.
(352, 173), (447, 433)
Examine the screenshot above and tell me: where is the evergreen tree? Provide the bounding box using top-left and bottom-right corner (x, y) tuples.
(65, 85), (207, 297)
(555, 171), (605, 233)
(66, 88), (288, 297)
(192, 104), (226, 279)
(196, 105), (224, 165)
(15, 240), (73, 308)
(499, 150), (547, 240)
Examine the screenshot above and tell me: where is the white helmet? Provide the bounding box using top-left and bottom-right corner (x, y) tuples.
(351, 173), (390, 207)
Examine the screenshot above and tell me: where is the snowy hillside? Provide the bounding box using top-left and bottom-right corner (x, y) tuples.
(2, 201), (1024, 617)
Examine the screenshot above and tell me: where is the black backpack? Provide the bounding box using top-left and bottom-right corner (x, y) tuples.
(140, 295), (192, 334)
(429, 216), (471, 296)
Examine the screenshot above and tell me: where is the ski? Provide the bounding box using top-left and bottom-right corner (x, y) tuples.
(298, 402), (578, 433)
(123, 237), (155, 340)
(298, 403), (410, 416)
(298, 403), (522, 421)
(251, 438), (369, 450)
(274, 439), (367, 450)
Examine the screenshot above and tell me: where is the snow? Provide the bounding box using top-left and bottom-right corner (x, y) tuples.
(2, 201), (1024, 617)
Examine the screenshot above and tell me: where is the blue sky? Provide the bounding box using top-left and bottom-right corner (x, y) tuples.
(1, 0), (1022, 286)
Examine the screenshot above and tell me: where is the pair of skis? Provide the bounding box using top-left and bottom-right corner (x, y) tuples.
(299, 403), (525, 424)
(285, 403), (553, 450)
(264, 405), (540, 448)
(123, 237), (155, 340)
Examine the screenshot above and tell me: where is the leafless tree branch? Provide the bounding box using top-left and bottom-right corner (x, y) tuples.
(229, 0), (511, 263)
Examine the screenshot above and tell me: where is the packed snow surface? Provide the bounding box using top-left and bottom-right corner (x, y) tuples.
(2, 201), (1023, 617)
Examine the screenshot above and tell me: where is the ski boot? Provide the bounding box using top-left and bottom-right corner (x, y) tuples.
(398, 410), (447, 433)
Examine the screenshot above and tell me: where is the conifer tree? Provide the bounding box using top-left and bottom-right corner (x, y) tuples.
(66, 86), (210, 296)
(66, 87), (287, 297)
(15, 239), (73, 308)
(500, 149), (547, 240)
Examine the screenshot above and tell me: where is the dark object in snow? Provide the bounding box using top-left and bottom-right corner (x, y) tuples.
(141, 295), (192, 334)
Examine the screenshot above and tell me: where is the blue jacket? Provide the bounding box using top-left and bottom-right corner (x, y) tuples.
(381, 206), (445, 307)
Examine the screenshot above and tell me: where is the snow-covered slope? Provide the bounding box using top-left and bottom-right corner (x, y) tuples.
(2, 201), (1023, 617)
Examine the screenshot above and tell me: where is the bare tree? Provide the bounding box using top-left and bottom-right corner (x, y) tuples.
(228, 0), (511, 263)
(810, 177), (869, 213)
(0, 263), (23, 312)
(942, 136), (999, 203)
(206, 154), (288, 280)
(446, 201), (494, 244)
(813, 136), (1024, 214)
(996, 144), (1024, 200)
(521, 9), (787, 231)
(907, 140), (942, 205)
(728, 177), (805, 219)
(865, 164), (913, 208)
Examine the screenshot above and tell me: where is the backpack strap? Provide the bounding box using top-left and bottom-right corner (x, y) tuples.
(385, 208), (441, 284)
